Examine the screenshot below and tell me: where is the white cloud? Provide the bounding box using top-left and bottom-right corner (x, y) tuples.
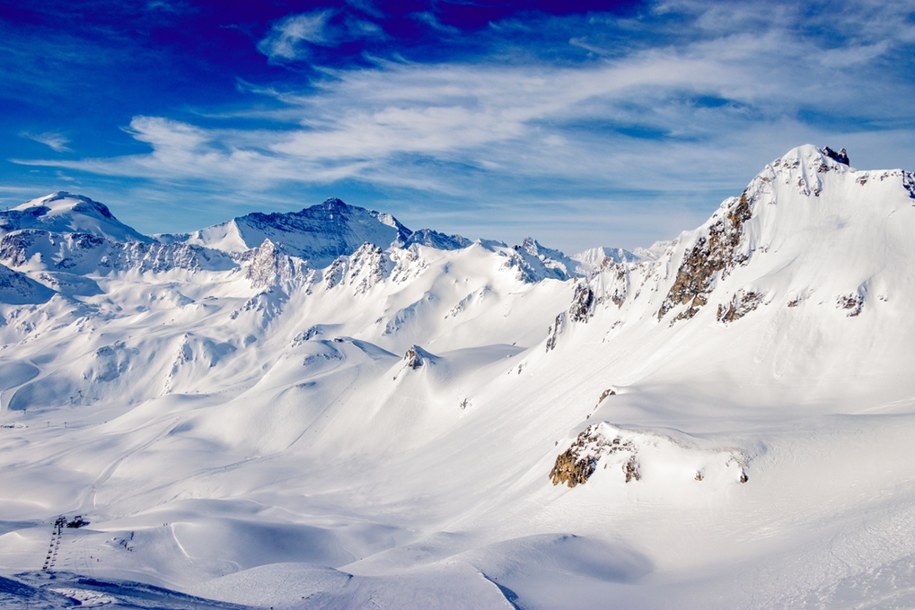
(257, 10), (384, 63)
(258, 11), (335, 62)
(21, 131), (71, 152)
(412, 12), (460, 34)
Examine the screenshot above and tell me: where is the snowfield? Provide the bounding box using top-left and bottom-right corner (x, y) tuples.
(1, 145), (914, 608)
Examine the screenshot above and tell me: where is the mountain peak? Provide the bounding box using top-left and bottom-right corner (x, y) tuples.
(819, 146), (849, 165)
(2, 192), (150, 242)
(24, 192), (114, 219)
(773, 144), (852, 171)
(320, 197), (349, 210)
(177, 197), (412, 266)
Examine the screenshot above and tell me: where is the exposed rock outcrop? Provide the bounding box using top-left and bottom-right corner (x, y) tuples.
(905, 172), (915, 200)
(552, 423), (752, 489)
(598, 388), (616, 402)
(568, 283), (595, 323)
(323, 242), (393, 293)
(717, 290), (763, 323)
(244, 239), (309, 290)
(658, 192), (752, 322)
(501, 237), (575, 283)
(545, 312), (566, 352)
(623, 455), (641, 482)
(550, 449), (595, 488)
(549, 425), (637, 488)
(598, 263), (629, 307)
(837, 293), (864, 317)
(393, 345), (438, 380)
(404, 346), (424, 369)
(820, 146), (849, 165)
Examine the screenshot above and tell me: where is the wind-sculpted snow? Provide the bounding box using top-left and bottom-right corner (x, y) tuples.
(2, 145), (915, 608)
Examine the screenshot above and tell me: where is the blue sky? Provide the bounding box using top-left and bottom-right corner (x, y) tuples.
(2, 0), (914, 252)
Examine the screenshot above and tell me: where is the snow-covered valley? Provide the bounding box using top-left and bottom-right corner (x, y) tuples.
(1, 145), (914, 608)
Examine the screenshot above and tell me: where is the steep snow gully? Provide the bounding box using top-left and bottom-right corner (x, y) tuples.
(1, 145), (915, 609)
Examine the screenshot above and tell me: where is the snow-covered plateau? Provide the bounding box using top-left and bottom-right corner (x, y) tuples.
(1, 145), (914, 608)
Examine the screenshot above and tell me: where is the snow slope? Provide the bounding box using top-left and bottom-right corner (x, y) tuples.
(1, 192), (152, 243)
(0, 145), (914, 608)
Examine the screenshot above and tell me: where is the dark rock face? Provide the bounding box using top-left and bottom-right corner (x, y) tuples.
(837, 293), (864, 317)
(404, 346), (423, 369)
(623, 455), (641, 483)
(820, 146), (850, 165)
(904, 172), (915, 200)
(568, 283), (595, 323)
(549, 447), (596, 488)
(549, 425), (637, 488)
(402, 228), (471, 250)
(717, 290), (763, 323)
(598, 388), (616, 402)
(545, 312), (565, 352)
(658, 192), (752, 322)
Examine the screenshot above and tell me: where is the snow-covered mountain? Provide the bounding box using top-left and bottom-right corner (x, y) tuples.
(0, 192), (152, 243)
(1, 145), (914, 609)
(161, 197), (469, 267)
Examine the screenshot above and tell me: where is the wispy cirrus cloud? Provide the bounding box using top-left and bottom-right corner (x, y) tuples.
(258, 11), (335, 61)
(21, 131), (71, 152)
(257, 9), (383, 63)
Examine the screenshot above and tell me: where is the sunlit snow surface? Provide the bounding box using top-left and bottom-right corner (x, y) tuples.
(1, 146), (914, 608)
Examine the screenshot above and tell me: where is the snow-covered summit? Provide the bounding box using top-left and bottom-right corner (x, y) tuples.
(167, 197), (471, 267)
(566, 143), (915, 334)
(0, 192), (151, 243)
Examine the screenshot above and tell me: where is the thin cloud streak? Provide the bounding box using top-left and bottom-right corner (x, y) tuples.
(258, 11), (335, 61)
(257, 9), (385, 63)
(21, 131), (71, 153)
